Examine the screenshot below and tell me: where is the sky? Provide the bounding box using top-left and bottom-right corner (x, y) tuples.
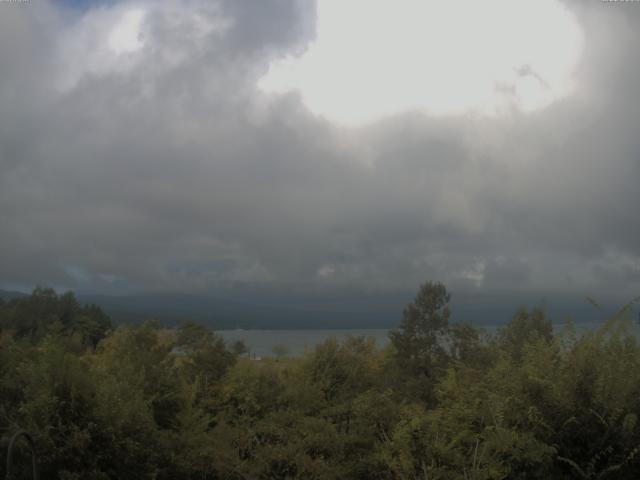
(1, 0), (639, 307)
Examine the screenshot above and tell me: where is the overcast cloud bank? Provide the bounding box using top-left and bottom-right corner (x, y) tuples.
(1, 0), (639, 306)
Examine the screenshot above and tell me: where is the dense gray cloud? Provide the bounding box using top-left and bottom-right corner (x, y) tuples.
(1, 0), (639, 304)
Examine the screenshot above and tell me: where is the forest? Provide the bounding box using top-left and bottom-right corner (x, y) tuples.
(1, 283), (640, 479)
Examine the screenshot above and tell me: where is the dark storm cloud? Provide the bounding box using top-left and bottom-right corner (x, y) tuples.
(0, 0), (639, 302)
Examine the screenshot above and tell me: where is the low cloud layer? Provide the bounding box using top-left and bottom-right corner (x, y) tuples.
(1, 0), (639, 303)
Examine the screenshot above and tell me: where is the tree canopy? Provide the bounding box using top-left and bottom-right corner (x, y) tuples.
(2, 285), (640, 479)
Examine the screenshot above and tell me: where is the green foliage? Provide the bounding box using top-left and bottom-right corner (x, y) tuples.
(497, 307), (553, 361)
(2, 284), (640, 479)
(389, 281), (452, 403)
(272, 344), (290, 360)
(0, 287), (111, 348)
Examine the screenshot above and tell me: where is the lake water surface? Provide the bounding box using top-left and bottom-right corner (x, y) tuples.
(218, 320), (640, 358)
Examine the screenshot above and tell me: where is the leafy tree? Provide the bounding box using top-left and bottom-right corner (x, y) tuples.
(497, 307), (553, 360)
(175, 320), (213, 350)
(231, 339), (249, 357)
(304, 336), (380, 404)
(175, 320), (237, 408)
(3, 285), (640, 479)
(389, 281), (452, 403)
(0, 287), (111, 347)
(449, 321), (494, 369)
(272, 344), (290, 360)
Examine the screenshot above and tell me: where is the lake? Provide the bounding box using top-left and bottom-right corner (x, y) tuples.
(218, 320), (640, 358)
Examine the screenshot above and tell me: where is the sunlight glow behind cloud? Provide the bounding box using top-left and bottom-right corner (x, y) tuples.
(108, 8), (146, 54)
(258, 0), (584, 126)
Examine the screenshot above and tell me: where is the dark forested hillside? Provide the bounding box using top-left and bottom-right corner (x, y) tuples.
(29, 289), (619, 330)
(1, 284), (640, 479)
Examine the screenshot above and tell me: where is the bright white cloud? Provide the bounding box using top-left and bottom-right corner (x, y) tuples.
(108, 8), (146, 54)
(259, 0), (584, 126)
